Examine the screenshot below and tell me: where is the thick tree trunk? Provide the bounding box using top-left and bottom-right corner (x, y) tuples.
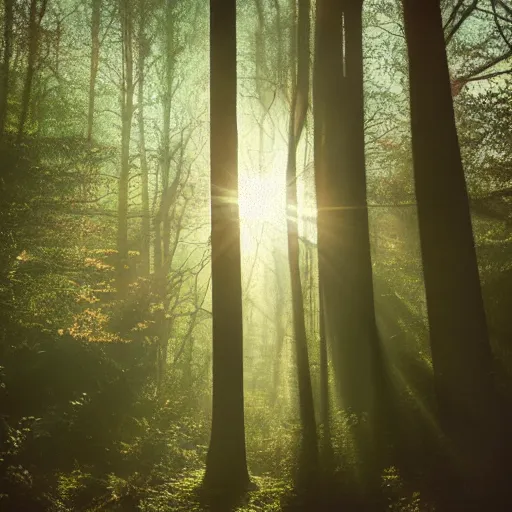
(0, 0), (13, 136)
(117, 0), (134, 298)
(314, 0), (379, 417)
(285, 0), (318, 480)
(203, 0), (250, 492)
(87, 0), (100, 142)
(403, 0), (504, 504)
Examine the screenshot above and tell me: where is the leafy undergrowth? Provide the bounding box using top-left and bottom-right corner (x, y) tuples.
(57, 466), (428, 512)
(139, 471), (292, 512)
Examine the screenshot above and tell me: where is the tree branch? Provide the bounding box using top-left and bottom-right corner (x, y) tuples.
(445, 0), (478, 44)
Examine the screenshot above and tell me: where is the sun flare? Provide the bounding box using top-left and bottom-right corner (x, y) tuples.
(238, 173), (287, 253)
(239, 174), (285, 224)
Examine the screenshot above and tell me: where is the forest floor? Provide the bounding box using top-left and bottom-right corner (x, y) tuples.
(103, 466), (425, 512)
(105, 469), (292, 512)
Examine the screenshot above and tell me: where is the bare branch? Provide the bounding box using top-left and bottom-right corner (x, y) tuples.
(445, 0), (478, 44)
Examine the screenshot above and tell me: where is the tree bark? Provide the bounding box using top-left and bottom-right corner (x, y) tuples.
(203, 0), (251, 492)
(403, 0), (504, 504)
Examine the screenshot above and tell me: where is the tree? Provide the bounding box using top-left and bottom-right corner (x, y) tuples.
(87, 0), (101, 142)
(285, 0), (318, 480)
(18, 0), (48, 141)
(203, 0), (251, 492)
(314, 0), (381, 418)
(116, 0), (135, 297)
(403, 0), (505, 504)
(159, 0), (176, 270)
(137, 0), (150, 277)
(318, 284), (332, 463)
(0, 0), (13, 136)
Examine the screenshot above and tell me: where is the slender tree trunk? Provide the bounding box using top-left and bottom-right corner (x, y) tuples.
(137, 0), (150, 277)
(203, 0), (251, 492)
(0, 0), (13, 137)
(18, 0), (47, 142)
(271, 247), (286, 404)
(161, 127), (171, 264)
(318, 284), (332, 463)
(345, 0), (389, 424)
(161, 2), (175, 266)
(87, 0), (101, 142)
(403, 0), (504, 504)
(153, 222), (162, 271)
(285, 0), (318, 479)
(154, 1), (176, 273)
(272, 0), (284, 91)
(117, 0), (135, 297)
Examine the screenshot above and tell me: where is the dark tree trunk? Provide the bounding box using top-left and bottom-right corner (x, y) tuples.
(87, 0), (100, 142)
(203, 0), (251, 492)
(285, 0), (318, 480)
(403, 0), (504, 504)
(0, 0), (13, 136)
(314, 0), (378, 417)
(314, 2), (391, 489)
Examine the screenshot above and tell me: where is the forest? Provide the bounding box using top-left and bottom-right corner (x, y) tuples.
(0, 0), (511, 510)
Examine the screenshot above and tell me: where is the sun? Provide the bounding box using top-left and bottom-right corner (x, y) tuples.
(239, 173), (285, 224)
(238, 172), (287, 253)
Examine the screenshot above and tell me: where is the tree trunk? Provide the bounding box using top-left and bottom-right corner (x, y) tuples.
(318, 284), (332, 464)
(203, 0), (251, 492)
(271, 247), (286, 405)
(153, 222), (162, 271)
(87, 0), (100, 142)
(18, 0), (47, 142)
(403, 0), (504, 504)
(0, 0), (13, 137)
(161, 2), (175, 267)
(117, 0), (135, 298)
(314, 0), (379, 417)
(137, 0), (150, 277)
(285, 0), (318, 480)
